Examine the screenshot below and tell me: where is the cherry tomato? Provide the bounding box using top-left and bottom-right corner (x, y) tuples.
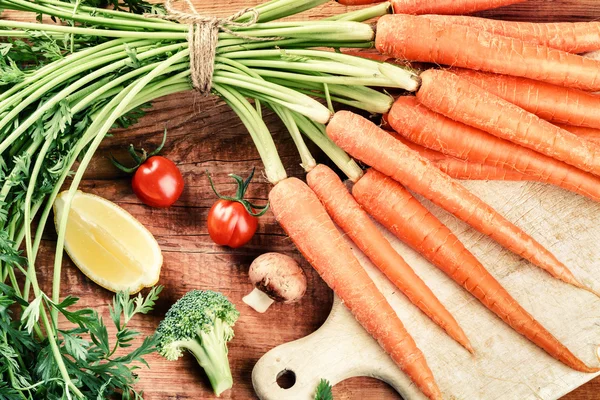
(111, 129), (184, 208)
(206, 168), (268, 248)
(207, 200), (258, 248)
(132, 156), (184, 208)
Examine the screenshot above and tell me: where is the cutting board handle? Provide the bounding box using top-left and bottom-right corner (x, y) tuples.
(252, 296), (411, 400)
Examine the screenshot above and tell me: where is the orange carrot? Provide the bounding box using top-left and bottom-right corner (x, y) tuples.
(391, 0), (525, 14)
(307, 164), (473, 351)
(269, 177), (442, 400)
(430, 159), (529, 181)
(394, 134), (531, 181)
(556, 124), (600, 146)
(327, 110), (592, 293)
(416, 69), (600, 177)
(585, 50), (600, 61)
(389, 96), (600, 201)
(375, 14), (600, 91)
(448, 68), (600, 129)
(381, 113), (392, 130)
(422, 15), (600, 53)
(353, 168), (599, 373)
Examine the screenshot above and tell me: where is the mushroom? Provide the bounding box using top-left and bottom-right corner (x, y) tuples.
(242, 252), (307, 313)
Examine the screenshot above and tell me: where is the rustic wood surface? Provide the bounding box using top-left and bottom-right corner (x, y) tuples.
(4, 0), (600, 399)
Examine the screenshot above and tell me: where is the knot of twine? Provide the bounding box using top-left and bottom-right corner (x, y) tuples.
(146, 0), (279, 94)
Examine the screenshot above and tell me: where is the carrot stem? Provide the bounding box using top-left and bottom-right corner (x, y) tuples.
(224, 49), (420, 91)
(264, 77), (393, 114)
(292, 113), (364, 182)
(212, 84), (288, 184)
(270, 103), (317, 171)
(325, 2), (391, 22)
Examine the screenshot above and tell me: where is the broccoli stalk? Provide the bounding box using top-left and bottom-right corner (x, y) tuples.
(156, 290), (240, 396)
(178, 318), (234, 395)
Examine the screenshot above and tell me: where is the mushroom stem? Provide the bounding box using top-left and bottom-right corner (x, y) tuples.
(243, 288), (276, 313)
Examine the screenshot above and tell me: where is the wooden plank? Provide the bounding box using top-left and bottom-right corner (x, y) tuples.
(477, 0), (600, 21)
(2, 0), (600, 399)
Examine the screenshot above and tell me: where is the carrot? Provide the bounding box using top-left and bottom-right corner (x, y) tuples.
(431, 159), (530, 181)
(269, 177), (442, 400)
(448, 68), (600, 129)
(416, 69), (600, 177)
(381, 113), (392, 130)
(375, 14), (600, 92)
(389, 96), (600, 201)
(306, 164), (473, 352)
(390, 0), (525, 14)
(556, 124), (600, 146)
(585, 50), (600, 61)
(352, 168), (599, 373)
(394, 134), (531, 181)
(327, 110), (593, 293)
(422, 15), (600, 53)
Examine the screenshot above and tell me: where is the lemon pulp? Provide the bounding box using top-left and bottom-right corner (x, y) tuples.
(54, 191), (162, 293)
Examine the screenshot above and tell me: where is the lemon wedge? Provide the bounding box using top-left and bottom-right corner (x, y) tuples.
(53, 190), (162, 293)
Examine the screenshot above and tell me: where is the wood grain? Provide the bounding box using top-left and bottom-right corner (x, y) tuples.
(3, 0), (600, 399)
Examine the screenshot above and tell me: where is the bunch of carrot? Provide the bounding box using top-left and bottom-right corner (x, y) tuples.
(269, 1), (600, 399)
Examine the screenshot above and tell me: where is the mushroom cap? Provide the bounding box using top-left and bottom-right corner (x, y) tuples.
(248, 252), (307, 303)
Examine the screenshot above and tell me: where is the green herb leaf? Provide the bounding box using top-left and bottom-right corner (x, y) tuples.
(0, 381), (23, 400)
(62, 332), (89, 363)
(315, 379), (334, 400)
(0, 56), (25, 86)
(96, 378), (113, 400)
(111, 286), (163, 329)
(88, 317), (110, 356)
(21, 295), (43, 334)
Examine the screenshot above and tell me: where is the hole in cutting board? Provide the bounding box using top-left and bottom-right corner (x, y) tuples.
(276, 369), (296, 389)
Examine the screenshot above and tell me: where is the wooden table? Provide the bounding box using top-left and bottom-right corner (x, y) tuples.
(5, 0), (598, 398)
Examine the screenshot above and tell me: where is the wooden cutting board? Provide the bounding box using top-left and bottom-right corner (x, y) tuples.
(253, 181), (600, 400)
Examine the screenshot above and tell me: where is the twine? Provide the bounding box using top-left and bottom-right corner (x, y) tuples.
(146, 0), (281, 94)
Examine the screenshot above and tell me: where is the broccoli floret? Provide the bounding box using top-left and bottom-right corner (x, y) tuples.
(156, 290), (240, 396)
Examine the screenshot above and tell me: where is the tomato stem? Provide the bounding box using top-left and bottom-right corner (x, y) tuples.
(110, 127), (168, 174)
(129, 145), (144, 164)
(148, 127), (168, 157)
(206, 168), (270, 217)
